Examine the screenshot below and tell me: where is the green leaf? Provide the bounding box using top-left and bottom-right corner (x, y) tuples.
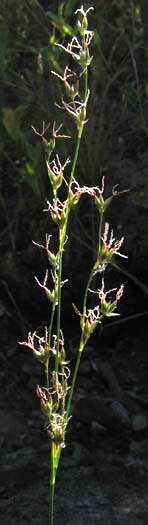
(47, 48), (63, 73)
(64, 0), (78, 18)
(3, 104), (29, 142)
(0, 18), (8, 74)
(47, 10), (73, 37)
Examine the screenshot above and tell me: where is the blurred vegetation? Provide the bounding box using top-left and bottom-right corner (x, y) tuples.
(0, 0), (148, 256)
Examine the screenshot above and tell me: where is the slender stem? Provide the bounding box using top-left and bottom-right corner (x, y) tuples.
(66, 269), (94, 422)
(55, 251), (63, 374)
(83, 36), (88, 102)
(69, 136), (81, 190)
(81, 270), (94, 328)
(49, 442), (62, 525)
(66, 209), (104, 420)
(49, 443), (55, 525)
(45, 305), (56, 388)
(55, 131), (83, 372)
(98, 212), (103, 254)
(66, 348), (82, 421)
(48, 305), (56, 349)
(45, 363), (49, 389)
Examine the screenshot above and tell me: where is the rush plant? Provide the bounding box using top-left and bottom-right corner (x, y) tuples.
(20, 5), (128, 524)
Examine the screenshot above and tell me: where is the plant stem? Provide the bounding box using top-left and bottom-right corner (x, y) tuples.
(49, 442), (62, 525)
(82, 270), (94, 327)
(45, 306), (55, 388)
(98, 211), (103, 254)
(69, 136), (81, 189)
(66, 348), (82, 421)
(66, 209), (104, 420)
(66, 267), (94, 421)
(83, 36), (88, 102)
(55, 131), (83, 372)
(49, 443), (55, 525)
(55, 250), (63, 374)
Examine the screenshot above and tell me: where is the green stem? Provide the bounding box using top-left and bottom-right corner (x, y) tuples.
(45, 305), (56, 388)
(69, 135), (81, 189)
(66, 349), (82, 421)
(48, 305), (56, 349)
(49, 442), (62, 525)
(49, 444), (55, 525)
(81, 269), (94, 329)
(45, 362), (49, 390)
(98, 212), (104, 254)
(66, 268), (94, 422)
(55, 251), (63, 374)
(55, 131), (83, 371)
(83, 36), (88, 102)
(66, 210), (104, 420)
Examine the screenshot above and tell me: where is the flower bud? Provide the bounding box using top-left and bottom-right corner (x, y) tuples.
(41, 397), (53, 417)
(45, 286), (58, 306)
(47, 251), (58, 269)
(69, 191), (81, 207)
(42, 136), (55, 160)
(48, 169), (63, 192)
(80, 318), (91, 346)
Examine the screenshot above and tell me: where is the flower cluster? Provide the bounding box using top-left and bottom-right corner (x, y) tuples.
(51, 66), (79, 101)
(44, 197), (67, 230)
(94, 222), (128, 269)
(50, 7), (94, 138)
(46, 155), (70, 194)
(73, 302), (101, 347)
(32, 121), (71, 161)
(56, 90), (90, 135)
(73, 277), (124, 348)
(90, 278), (124, 317)
(36, 364), (70, 447)
(33, 234), (58, 269)
(19, 327), (50, 365)
(34, 269), (68, 306)
(55, 30), (94, 67)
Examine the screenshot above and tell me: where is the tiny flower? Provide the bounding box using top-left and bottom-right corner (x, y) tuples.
(46, 154), (70, 193)
(56, 91), (90, 136)
(101, 222), (128, 260)
(37, 385), (53, 417)
(90, 279), (124, 317)
(50, 367), (70, 405)
(52, 330), (68, 365)
(32, 121), (71, 160)
(93, 178), (129, 214)
(51, 66), (79, 100)
(35, 269), (68, 305)
(52, 121), (71, 141)
(33, 234), (58, 269)
(19, 327), (50, 364)
(75, 5), (94, 18)
(44, 197), (67, 228)
(94, 223), (127, 270)
(35, 269), (58, 305)
(73, 303), (101, 346)
(71, 177), (128, 215)
(55, 32), (94, 68)
(37, 367), (71, 446)
(76, 6), (89, 33)
(45, 412), (69, 447)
